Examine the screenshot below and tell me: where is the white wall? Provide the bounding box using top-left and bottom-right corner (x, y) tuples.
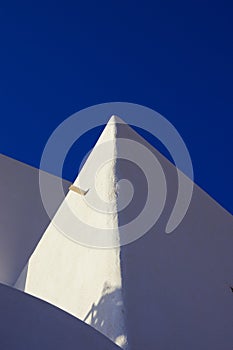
(116, 122), (233, 349)
(0, 282), (121, 350)
(18, 119), (128, 349)
(3, 117), (233, 350)
(0, 154), (70, 285)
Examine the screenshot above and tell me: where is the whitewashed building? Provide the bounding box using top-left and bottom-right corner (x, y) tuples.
(0, 117), (233, 349)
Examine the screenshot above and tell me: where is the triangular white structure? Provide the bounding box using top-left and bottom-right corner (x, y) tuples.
(16, 116), (128, 349)
(14, 116), (233, 350)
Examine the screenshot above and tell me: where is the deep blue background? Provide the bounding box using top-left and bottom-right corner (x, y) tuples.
(0, 1), (232, 213)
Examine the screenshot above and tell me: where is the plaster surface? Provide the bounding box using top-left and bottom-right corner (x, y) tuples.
(17, 117), (128, 349)
(13, 117), (233, 349)
(0, 283), (121, 350)
(0, 154), (70, 285)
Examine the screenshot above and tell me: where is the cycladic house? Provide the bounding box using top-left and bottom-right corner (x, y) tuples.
(0, 116), (233, 349)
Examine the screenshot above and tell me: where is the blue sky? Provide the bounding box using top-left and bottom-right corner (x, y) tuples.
(0, 1), (232, 213)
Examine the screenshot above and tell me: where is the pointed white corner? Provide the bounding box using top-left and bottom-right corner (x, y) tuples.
(107, 115), (127, 125)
